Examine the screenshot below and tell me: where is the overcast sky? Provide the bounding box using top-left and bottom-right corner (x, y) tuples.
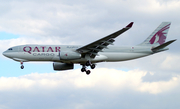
(0, 0), (180, 109)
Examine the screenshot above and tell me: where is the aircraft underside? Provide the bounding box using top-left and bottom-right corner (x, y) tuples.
(14, 51), (153, 75)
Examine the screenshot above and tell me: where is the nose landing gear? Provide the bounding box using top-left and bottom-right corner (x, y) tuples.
(20, 61), (24, 69)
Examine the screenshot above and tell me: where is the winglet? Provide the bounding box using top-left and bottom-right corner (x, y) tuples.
(126, 22), (134, 28)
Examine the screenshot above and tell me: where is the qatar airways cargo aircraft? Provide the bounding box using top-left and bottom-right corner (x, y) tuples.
(3, 22), (176, 75)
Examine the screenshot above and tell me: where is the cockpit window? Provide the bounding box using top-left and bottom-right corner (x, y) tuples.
(8, 48), (13, 50)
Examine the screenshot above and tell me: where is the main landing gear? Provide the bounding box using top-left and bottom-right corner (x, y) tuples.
(81, 61), (96, 75)
(20, 61), (24, 69)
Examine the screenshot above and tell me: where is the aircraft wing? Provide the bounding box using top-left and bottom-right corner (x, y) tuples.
(76, 22), (134, 58)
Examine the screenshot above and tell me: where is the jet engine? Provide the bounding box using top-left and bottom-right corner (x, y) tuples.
(53, 62), (74, 71)
(60, 51), (81, 60)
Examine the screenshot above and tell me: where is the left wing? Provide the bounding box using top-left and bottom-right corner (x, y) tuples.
(76, 22), (134, 58)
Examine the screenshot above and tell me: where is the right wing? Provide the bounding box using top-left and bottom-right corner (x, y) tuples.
(76, 22), (134, 58)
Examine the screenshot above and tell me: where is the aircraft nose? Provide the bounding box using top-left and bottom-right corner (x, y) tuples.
(2, 51), (7, 56)
(3, 51), (5, 56)
(2, 51), (10, 57)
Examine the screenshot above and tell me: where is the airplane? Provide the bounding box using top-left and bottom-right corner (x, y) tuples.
(2, 22), (176, 75)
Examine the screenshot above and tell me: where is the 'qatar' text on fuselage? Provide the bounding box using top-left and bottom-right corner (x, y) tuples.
(23, 46), (61, 54)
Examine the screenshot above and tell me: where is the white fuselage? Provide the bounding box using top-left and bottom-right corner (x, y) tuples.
(3, 45), (154, 64)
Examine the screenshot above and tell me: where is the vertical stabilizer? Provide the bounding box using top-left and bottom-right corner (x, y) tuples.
(139, 22), (171, 46)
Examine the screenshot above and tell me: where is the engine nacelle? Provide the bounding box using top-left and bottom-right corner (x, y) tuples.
(60, 51), (81, 60)
(53, 62), (74, 71)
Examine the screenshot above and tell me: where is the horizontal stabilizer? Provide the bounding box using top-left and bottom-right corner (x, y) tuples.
(152, 39), (177, 52)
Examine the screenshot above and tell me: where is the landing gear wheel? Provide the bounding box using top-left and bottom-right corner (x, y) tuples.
(81, 68), (86, 72)
(21, 65), (24, 69)
(20, 61), (24, 69)
(86, 70), (91, 75)
(86, 61), (91, 66)
(90, 64), (96, 69)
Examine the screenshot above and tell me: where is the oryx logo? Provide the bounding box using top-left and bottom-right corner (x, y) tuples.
(149, 24), (170, 45)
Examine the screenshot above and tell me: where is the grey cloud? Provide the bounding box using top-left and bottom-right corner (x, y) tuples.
(0, 0), (180, 45)
(0, 70), (180, 109)
(142, 72), (174, 82)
